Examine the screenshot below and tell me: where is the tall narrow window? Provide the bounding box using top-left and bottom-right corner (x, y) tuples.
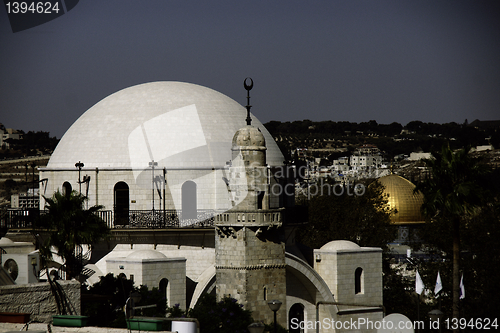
(114, 182), (129, 226)
(257, 191), (265, 209)
(355, 267), (364, 294)
(160, 278), (169, 306)
(182, 181), (197, 220)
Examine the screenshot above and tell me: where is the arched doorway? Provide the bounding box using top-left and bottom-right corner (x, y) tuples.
(62, 182), (72, 197)
(182, 181), (197, 220)
(289, 303), (305, 333)
(114, 182), (129, 226)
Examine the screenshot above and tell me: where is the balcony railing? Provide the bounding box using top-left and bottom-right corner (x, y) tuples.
(2, 206), (306, 229)
(1, 209), (218, 229)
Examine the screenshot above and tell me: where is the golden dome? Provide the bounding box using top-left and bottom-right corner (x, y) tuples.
(377, 174), (425, 224)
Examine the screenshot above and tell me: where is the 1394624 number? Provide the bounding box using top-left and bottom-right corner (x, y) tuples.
(445, 318), (498, 330)
(5, 2), (60, 14)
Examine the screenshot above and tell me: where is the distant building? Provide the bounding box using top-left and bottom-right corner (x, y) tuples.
(350, 155), (383, 169)
(355, 144), (380, 155)
(11, 189), (39, 209)
(407, 152), (431, 161)
(472, 145), (494, 152)
(2, 128), (22, 149)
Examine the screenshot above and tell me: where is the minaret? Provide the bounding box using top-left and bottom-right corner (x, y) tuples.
(215, 78), (286, 326)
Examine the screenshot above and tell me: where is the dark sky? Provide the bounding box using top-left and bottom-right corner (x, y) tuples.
(1, 1), (499, 139)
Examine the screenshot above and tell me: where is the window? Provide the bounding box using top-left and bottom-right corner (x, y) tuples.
(355, 267), (364, 294)
(182, 181), (197, 219)
(114, 182), (129, 226)
(62, 182), (72, 197)
(160, 278), (169, 306)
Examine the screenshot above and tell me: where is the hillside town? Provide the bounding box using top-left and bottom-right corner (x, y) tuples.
(2, 119), (499, 210)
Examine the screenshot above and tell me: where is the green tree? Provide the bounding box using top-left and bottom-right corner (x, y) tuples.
(35, 190), (110, 280)
(414, 142), (489, 326)
(296, 180), (396, 250)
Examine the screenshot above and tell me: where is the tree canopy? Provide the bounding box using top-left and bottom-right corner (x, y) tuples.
(414, 142), (495, 325)
(296, 180), (396, 250)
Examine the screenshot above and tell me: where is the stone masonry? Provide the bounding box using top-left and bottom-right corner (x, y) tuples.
(0, 280), (81, 323)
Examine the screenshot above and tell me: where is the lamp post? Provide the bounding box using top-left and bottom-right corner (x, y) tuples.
(75, 161), (84, 194)
(267, 300), (282, 333)
(149, 160), (158, 211)
(248, 322), (265, 333)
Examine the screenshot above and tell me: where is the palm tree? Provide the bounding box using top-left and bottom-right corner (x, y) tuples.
(415, 142), (488, 327)
(35, 190), (110, 280)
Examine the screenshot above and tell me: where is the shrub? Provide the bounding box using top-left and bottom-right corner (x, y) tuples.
(189, 294), (253, 333)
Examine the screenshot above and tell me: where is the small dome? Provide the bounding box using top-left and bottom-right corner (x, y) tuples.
(320, 240), (360, 251)
(377, 174), (425, 224)
(232, 125), (266, 150)
(0, 238), (14, 245)
(127, 250), (167, 259)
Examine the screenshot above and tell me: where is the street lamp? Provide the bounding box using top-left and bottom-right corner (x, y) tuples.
(248, 322), (265, 333)
(267, 300), (282, 333)
(149, 160), (158, 211)
(75, 161), (84, 194)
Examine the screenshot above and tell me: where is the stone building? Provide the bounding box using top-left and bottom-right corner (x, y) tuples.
(30, 81), (384, 332)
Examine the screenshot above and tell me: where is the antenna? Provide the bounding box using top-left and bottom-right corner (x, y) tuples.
(244, 77), (253, 125)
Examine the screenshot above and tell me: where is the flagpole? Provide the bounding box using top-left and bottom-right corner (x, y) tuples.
(415, 269), (424, 333)
(417, 294), (420, 333)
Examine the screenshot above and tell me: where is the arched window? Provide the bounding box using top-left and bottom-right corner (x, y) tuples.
(182, 181), (197, 220)
(114, 182), (129, 226)
(289, 303), (305, 333)
(159, 278), (169, 306)
(62, 182), (72, 197)
(355, 267), (364, 294)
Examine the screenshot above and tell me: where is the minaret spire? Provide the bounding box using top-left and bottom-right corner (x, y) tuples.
(244, 77), (253, 125)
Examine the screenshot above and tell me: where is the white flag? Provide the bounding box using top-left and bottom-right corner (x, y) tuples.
(416, 270), (425, 295)
(459, 274), (465, 299)
(434, 271), (443, 295)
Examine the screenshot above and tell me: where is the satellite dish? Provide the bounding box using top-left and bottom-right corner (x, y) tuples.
(4, 259), (19, 281)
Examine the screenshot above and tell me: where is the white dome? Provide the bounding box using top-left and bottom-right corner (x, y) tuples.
(127, 250), (167, 259)
(0, 238), (14, 245)
(320, 240), (360, 251)
(48, 82), (284, 169)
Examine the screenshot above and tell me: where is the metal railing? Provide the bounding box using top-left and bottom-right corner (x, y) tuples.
(1, 206), (305, 229)
(2, 208), (218, 229)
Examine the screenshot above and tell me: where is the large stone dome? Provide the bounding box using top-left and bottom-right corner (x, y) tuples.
(377, 174), (425, 224)
(48, 82), (284, 169)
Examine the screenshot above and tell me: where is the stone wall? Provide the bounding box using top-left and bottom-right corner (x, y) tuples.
(215, 225), (287, 327)
(0, 280), (81, 323)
